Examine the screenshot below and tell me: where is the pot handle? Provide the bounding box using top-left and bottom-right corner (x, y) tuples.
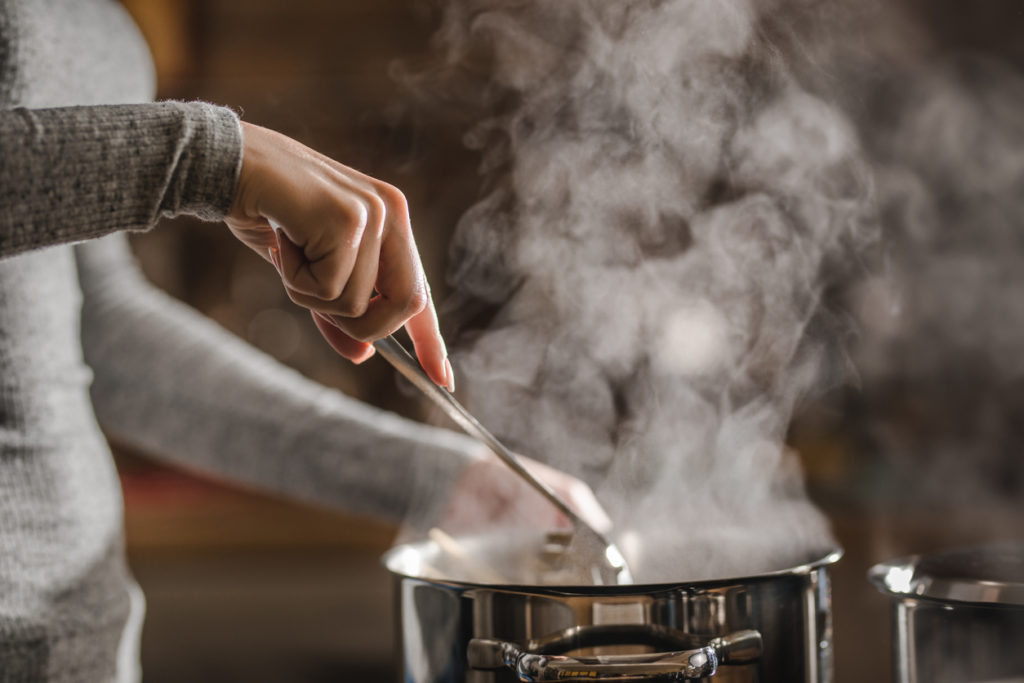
(468, 628), (761, 681)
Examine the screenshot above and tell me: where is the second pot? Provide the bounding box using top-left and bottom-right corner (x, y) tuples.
(870, 540), (1024, 683)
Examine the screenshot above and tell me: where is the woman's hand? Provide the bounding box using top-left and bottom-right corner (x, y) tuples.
(439, 453), (613, 535)
(224, 121), (452, 389)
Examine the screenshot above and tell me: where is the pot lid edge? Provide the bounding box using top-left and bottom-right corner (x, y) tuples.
(869, 541), (1024, 607)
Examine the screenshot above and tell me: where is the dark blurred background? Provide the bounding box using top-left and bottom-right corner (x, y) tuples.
(114, 1), (1024, 681)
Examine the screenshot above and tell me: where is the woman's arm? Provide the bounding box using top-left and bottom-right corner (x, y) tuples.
(75, 234), (479, 523)
(1, 102), (449, 384)
(0, 102), (239, 255)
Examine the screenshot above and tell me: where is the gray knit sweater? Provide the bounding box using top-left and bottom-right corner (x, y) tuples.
(0, 1), (478, 680)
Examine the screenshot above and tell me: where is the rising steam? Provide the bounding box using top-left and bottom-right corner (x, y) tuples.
(398, 0), (880, 582)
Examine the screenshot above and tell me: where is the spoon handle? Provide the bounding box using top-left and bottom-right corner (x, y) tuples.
(372, 335), (576, 520)
(371, 334), (632, 585)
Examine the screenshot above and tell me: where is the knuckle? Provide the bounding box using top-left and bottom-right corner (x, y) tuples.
(332, 295), (369, 318)
(309, 273), (346, 302)
(321, 284), (346, 301)
(403, 286), (429, 317)
(378, 182), (407, 207)
(379, 184), (410, 219)
(348, 203), (370, 237)
(365, 195), (387, 236)
(366, 192), (387, 218)
(322, 195), (367, 236)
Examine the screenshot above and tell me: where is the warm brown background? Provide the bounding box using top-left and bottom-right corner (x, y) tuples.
(114, 1), (1024, 681)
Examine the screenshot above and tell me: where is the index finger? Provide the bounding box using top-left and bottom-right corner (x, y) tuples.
(328, 249), (449, 387)
(402, 283), (450, 390)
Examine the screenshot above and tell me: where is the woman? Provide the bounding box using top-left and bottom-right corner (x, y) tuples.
(0, 1), (605, 680)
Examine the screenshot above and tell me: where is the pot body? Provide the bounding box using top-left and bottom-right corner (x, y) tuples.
(385, 539), (841, 683)
(871, 542), (1024, 683)
(887, 597), (1024, 683)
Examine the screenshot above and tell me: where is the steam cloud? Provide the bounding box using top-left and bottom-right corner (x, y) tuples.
(401, 0), (1024, 582)
(396, 0), (875, 582)
(837, 54), (1024, 505)
(754, 0), (1024, 511)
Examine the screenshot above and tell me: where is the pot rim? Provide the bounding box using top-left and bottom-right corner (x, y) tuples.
(382, 540), (842, 594)
(869, 540), (1024, 608)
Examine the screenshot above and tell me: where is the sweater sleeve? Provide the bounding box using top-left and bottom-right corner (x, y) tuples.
(0, 101), (241, 257)
(75, 234), (482, 524)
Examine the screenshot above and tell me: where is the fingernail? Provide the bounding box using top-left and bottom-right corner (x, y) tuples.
(444, 357), (455, 393)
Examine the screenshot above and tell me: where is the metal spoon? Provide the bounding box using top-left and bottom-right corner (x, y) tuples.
(373, 334), (633, 586)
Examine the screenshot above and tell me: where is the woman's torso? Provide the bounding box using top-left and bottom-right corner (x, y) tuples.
(0, 1), (154, 679)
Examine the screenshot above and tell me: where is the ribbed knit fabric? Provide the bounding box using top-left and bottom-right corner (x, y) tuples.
(0, 1), (480, 681)
(0, 103), (243, 254)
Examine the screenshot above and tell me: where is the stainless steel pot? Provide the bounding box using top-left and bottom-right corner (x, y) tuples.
(870, 541), (1024, 683)
(384, 533), (842, 682)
